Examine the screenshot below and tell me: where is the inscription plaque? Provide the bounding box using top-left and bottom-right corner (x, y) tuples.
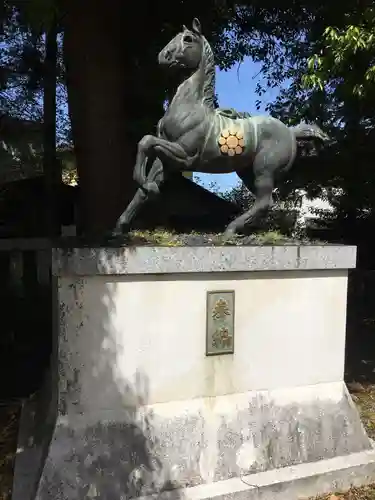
(206, 290), (235, 356)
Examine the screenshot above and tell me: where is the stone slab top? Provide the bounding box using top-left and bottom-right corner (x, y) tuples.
(52, 245), (357, 276)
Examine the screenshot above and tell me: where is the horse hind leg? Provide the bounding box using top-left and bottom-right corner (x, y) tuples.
(224, 173), (273, 238)
(235, 169), (256, 204)
(224, 153), (275, 238)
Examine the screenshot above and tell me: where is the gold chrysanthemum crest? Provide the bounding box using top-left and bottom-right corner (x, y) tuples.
(218, 128), (245, 156)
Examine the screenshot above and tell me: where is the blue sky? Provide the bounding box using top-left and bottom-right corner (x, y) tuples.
(197, 57), (281, 192)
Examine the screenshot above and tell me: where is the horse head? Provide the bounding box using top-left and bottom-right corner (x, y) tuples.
(158, 18), (203, 73)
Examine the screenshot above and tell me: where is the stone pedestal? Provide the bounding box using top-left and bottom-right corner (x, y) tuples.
(13, 245), (375, 500)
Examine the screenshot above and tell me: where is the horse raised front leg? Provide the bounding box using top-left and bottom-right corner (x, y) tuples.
(134, 134), (198, 191)
(137, 157), (161, 197)
(113, 159), (164, 236)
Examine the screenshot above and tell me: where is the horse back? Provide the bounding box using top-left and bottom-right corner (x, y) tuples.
(200, 115), (257, 164)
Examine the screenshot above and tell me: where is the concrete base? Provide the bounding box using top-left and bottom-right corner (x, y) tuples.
(12, 245), (374, 499)
(13, 381), (374, 500)
(151, 449), (375, 500)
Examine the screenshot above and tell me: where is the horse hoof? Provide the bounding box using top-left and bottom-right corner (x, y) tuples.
(142, 181), (160, 196)
(222, 227), (237, 242)
(111, 223), (130, 238)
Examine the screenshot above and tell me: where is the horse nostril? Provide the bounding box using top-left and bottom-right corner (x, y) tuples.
(164, 49), (172, 60)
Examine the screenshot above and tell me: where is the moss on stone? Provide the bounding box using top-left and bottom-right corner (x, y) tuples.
(121, 229), (326, 247)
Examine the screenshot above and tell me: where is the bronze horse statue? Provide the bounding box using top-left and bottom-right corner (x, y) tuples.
(113, 18), (330, 238)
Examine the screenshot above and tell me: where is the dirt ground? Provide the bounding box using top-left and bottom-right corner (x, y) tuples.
(1, 385), (375, 500)
(315, 383), (375, 500)
(0, 400), (21, 500)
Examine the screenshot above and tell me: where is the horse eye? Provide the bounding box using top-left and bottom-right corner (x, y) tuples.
(184, 35), (193, 43)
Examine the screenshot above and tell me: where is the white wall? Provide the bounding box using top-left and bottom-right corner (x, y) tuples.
(59, 269), (348, 410)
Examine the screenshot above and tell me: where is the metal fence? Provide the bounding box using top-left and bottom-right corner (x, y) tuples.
(0, 240), (52, 399)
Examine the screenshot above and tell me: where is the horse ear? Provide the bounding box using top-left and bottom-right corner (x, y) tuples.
(182, 24), (188, 31)
(192, 18), (202, 35)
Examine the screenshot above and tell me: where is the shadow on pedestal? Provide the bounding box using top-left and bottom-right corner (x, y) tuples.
(12, 278), (181, 500)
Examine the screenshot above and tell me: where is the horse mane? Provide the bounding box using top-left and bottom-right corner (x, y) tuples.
(201, 36), (216, 108)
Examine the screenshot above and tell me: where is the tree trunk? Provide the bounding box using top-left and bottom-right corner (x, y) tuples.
(43, 18), (60, 237)
(62, 0), (134, 237)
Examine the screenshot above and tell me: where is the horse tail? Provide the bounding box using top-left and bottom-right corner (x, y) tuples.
(290, 123), (331, 144)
